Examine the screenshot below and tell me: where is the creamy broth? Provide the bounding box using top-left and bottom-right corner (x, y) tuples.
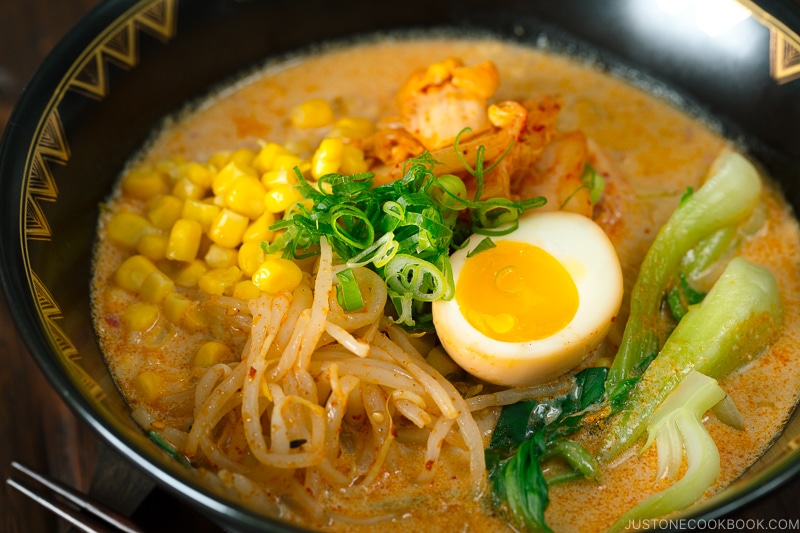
(92, 37), (800, 532)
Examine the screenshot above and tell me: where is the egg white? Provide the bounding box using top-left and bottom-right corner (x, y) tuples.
(432, 210), (623, 386)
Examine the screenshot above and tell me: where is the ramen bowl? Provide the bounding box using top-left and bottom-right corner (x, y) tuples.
(1, 0), (800, 531)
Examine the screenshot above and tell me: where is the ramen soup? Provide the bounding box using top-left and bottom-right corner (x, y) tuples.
(91, 37), (800, 532)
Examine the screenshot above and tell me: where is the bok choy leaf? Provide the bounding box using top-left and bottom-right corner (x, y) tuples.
(487, 367), (609, 532)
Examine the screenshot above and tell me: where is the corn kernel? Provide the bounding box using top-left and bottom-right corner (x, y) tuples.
(253, 143), (294, 174)
(241, 212), (275, 244)
(194, 341), (234, 367)
(224, 174), (266, 219)
(232, 279), (261, 300)
(252, 258), (303, 293)
(181, 199), (220, 232)
(237, 241), (266, 276)
(164, 292), (192, 323)
(106, 211), (154, 249)
(311, 138), (344, 179)
(228, 148), (257, 169)
(133, 371), (163, 401)
(290, 98), (335, 129)
(205, 243), (239, 269)
(329, 116), (375, 140)
(121, 167), (167, 199)
(115, 255), (158, 292)
(183, 304), (209, 331)
(340, 144), (369, 174)
(172, 259), (207, 288)
(261, 168), (298, 189)
(163, 292), (208, 330)
(136, 232), (168, 261)
(166, 218), (203, 262)
(172, 175), (206, 200)
(207, 151), (231, 171)
(183, 162), (213, 188)
(122, 303), (160, 331)
(199, 266), (242, 296)
(147, 195), (184, 230)
(212, 161), (252, 196)
(272, 154), (305, 172)
(156, 156), (187, 182)
(283, 140), (311, 158)
(264, 184), (303, 213)
(208, 208), (249, 248)
(139, 270), (175, 303)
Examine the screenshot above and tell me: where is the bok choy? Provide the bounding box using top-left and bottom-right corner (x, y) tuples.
(486, 150), (780, 532)
(600, 256), (783, 461)
(606, 371), (727, 533)
(606, 151), (762, 391)
(486, 367), (609, 533)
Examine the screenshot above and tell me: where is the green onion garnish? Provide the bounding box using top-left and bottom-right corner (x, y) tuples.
(265, 131), (545, 329)
(148, 431), (192, 468)
(560, 163), (606, 209)
(335, 268), (365, 311)
(467, 237), (496, 258)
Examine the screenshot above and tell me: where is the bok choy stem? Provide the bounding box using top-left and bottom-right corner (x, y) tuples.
(600, 257), (783, 461)
(606, 371), (727, 533)
(606, 151), (762, 391)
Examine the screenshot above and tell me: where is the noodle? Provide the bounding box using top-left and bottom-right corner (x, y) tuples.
(241, 295), (286, 465)
(324, 320), (370, 357)
(194, 364), (233, 416)
(186, 361), (249, 456)
(418, 416), (455, 483)
(295, 237), (334, 370)
(377, 327), (486, 486)
(269, 310), (310, 381)
(180, 234), (489, 510)
(466, 377), (576, 411)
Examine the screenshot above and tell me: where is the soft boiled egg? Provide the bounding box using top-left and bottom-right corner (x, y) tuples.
(432, 210), (623, 386)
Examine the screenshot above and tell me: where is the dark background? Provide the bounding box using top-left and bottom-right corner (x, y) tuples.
(1, 1), (799, 532)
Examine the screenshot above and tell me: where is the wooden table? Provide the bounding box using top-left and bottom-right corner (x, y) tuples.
(1, 1), (799, 532)
(0, 2), (217, 531)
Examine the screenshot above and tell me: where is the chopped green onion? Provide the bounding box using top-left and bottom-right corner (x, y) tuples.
(265, 131), (544, 329)
(582, 164), (605, 205)
(148, 431), (191, 468)
(384, 254), (449, 302)
(467, 237), (496, 258)
(329, 204), (374, 250)
(560, 164), (606, 209)
(347, 232), (399, 268)
(679, 186), (694, 205)
(335, 268), (365, 311)
(431, 173), (469, 210)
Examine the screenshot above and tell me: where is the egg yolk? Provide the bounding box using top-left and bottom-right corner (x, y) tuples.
(455, 240), (579, 343)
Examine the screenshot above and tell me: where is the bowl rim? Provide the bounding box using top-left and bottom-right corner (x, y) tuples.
(2, 0), (800, 531)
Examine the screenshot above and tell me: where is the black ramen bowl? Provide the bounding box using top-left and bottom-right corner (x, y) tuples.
(2, 0), (800, 531)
